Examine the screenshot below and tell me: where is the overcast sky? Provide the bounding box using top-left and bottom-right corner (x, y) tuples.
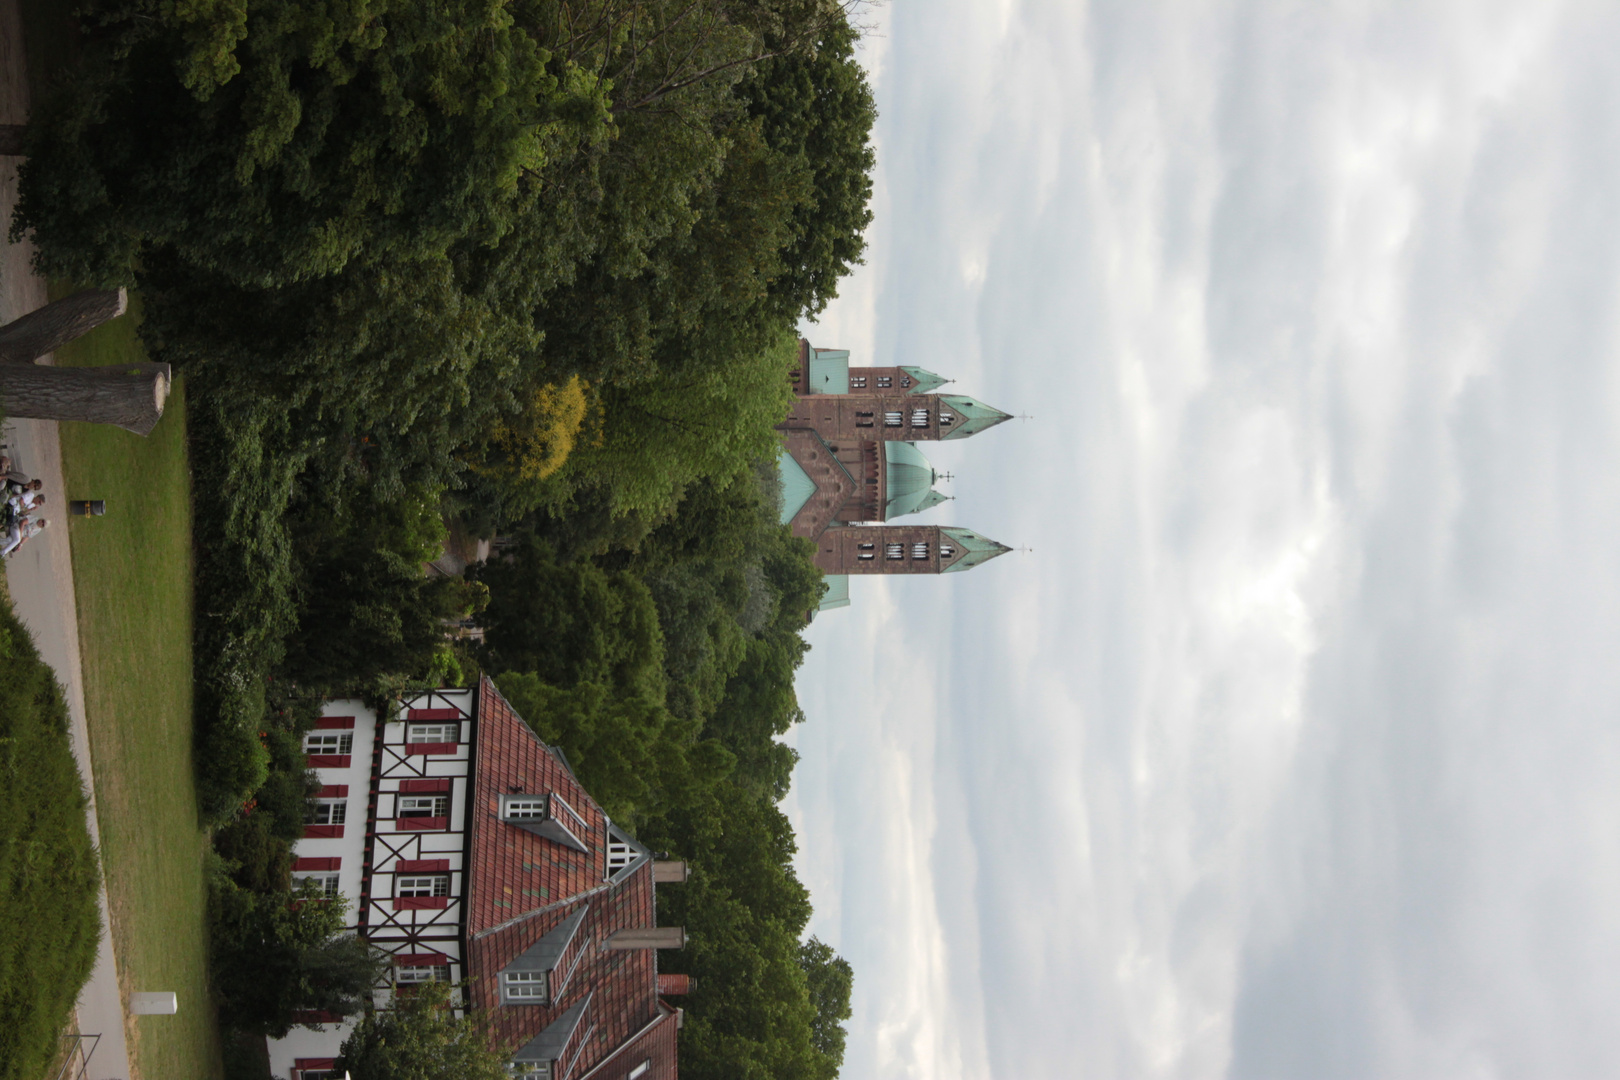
(786, 3), (1620, 1078)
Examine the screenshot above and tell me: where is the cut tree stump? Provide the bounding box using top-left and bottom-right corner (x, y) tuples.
(0, 124), (23, 156)
(0, 289), (128, 364)
(0, 362), (171, 436)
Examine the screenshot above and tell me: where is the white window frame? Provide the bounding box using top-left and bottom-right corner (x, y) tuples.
(505, 970), (549, 1001)
(397, 964), (451, 985)
(398, 794), (448, 818)
(307, 800), (347, 826)
(304, 731), (353, 755)
(504, 796), (549, 820)
(406, 722), (458, 744)
(629, 1062), (652, 1079)
(294, 873), (340, 898)
(398, 874), (450, 898)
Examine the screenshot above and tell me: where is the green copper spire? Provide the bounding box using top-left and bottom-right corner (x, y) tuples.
(899, 366), (949, 395)
(937, 394), (1012, 440)
(883, 441), (951, 519)
(939, 527), (1013, 573)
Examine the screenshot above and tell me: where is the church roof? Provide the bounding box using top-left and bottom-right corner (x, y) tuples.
(940, 527), (1013, 573)
(899, 366), (949, 395)
(938, 395), (1012, 440)
(805, 348), (850, 394)
(883, 441), (951, 519)
(776, 447), (818, 526)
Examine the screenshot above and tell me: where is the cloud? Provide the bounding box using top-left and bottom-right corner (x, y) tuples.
(791, 2), (1620, 1078)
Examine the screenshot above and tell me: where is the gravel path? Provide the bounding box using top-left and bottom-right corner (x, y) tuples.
(0, 4), (136, 1077)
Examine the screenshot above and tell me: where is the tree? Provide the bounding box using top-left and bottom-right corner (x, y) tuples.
(210, 880), (387, 1037)
(0, 289), (173, 434)
(335, 980), (512, 1080)
(800, 937), (854, 1076)
(475, 537), (666, 699)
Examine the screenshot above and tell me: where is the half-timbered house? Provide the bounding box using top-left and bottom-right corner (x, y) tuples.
(267, 676), (687, 1080)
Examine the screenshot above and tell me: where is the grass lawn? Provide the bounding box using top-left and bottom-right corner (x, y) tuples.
(56, 306), (224, 1080)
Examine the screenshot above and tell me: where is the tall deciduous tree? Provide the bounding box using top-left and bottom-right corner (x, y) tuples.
(336, 980), (512, 1080)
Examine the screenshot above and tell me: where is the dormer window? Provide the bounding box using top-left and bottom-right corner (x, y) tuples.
(501, 907), (591, 1006)
(500, 793), (590, 853)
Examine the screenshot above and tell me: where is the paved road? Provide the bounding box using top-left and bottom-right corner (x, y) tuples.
(1, 4), (136, 1078)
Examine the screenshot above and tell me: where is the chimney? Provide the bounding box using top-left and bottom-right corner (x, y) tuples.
(605, 927), (686, 950)
(657, 973), (692, 995)
(653, 860), (689, 884)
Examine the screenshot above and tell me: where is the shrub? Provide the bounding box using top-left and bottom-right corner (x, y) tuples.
(0, 599), (101, 1080)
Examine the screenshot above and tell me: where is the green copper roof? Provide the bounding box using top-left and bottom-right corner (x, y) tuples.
(884, 441), (950, 520)
(899, 366), (949, 395)
(777, 447), (817, 525)
(817, 574), (850, 611)
(937, 394), (1012, 440)
(939, 527), (1013, 573)
(805, 349), (849, 394)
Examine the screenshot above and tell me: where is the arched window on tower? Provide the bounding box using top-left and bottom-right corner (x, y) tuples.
(940, 412), (956, 427)
(911, 409), (929, 427)
(886, 544), (904, 559)
(940, 544), (957, 559)
(885, 412), (903, 427)
(877, 376), (892, 388)
(912, 543), (930, 559)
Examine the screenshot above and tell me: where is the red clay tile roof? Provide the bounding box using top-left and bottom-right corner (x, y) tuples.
(578, 1001), (679, 1080)
(466, 678), (665, 1075)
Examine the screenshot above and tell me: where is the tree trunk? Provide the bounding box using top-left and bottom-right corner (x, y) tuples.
(0, 289), (128, 363)
(0, 124), (23, 156)
(0, 362), (171, 435)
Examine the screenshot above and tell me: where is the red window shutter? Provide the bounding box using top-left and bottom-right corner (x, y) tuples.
(396, 816), (447, 832)
(399, 777), (452, 793)
(404, 742), (457, 756)
(303, 825), (345, 839)
(306, 754), (351, 768)
(393, 896), (450, 911)
(395, 859), (451, 873)
(394, 952), (451, 966)
(314, 716), (355, 729)
(407, 708), (461, 720)
(294, 857), (341, 871)
(315, 784), (349, 798)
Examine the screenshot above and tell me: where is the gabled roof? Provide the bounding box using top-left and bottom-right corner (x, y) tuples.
(777, 447), (817, 526)
(937, 394), (1012, 440)
(466, 678), (664, 1076)
(899, 366), (949, 395)
(939, 527), (1013, 573)
(779, 429), (860, 540)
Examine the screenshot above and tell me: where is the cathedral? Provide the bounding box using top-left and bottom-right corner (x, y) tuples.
(779, 340), (1014, 612)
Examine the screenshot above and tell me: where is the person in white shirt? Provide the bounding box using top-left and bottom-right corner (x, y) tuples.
(1, 516), (47, 558)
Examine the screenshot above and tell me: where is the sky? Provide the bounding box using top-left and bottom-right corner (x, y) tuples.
(785, 3), (1620, 1078)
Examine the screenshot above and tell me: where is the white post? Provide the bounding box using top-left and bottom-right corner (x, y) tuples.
(129, 992), (178, 1015)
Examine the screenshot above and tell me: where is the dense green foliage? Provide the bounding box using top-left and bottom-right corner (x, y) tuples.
(210, 878), (386, 1037)
(15, 0), (874, 1073)
(0, 599), (102, 1080)
(336, 980), (512, 1080)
